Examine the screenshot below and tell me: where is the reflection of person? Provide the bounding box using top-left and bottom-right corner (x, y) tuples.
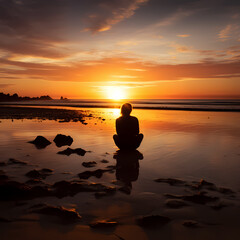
(113, 103), (143, 150)
(113, 150), (143, 194)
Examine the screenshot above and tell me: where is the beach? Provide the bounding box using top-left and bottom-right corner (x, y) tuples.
(0, 105), (240, 240)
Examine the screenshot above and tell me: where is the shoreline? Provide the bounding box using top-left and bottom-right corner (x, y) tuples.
(1, 103), (240, 112)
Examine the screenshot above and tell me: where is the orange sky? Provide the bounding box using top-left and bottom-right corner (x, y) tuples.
(0, 0), (240, 99)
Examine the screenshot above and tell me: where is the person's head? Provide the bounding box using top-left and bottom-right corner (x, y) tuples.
(121, 103), (132, 116)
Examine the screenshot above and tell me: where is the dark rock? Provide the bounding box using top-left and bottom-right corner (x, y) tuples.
(136, 215), (171, 228)
(0, 174), (9, 182)
(31, 204), (81, 223)
(25, 169), (53, 179)
(0, 161), (7, 166)
(164, 192), (219, 205)
(210, 202), (229, 210)
(218, 187), (235, 195)
(25, 179), (43, 185)
(53, 180), (116, 198)
(57, 147), (86, 156)
(53, 134), (73, 147)
(89, 220), (117, 228)
(165, 199), (189, 208)
(0, 181), (51, 201)
(78, 169), (105, 179)
(154, 178), (186, 186)
(183, 220), (199, 228)
(8, 158), (27, 165)
(82, 161), (97, 168)
(101, 159), (109, 163)
(0, 217), (11, 222)
(28, 136), (51, 149)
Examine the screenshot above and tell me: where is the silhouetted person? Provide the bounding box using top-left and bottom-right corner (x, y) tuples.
(114, 150), (143, 194)
(113, 103), (143, 150)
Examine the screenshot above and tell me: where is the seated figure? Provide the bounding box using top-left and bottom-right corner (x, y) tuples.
(113, 103), (143, 150)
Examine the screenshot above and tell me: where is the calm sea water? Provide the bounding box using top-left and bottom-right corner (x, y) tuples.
(1, 99), (240, 111)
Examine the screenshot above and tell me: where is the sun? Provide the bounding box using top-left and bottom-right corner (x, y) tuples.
(106, 86), (126, 100)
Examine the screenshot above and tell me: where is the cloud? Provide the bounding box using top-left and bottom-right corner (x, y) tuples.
(84, 0), (148, 33)
(177, 34), (190, 38)
(218, 24), (239, 41)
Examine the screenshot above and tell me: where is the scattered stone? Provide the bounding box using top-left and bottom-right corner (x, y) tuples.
(183, 220), (199, 228)
(28, 136), (51, 149)
(53, 180), (116, 198)
(0, 161), (7, 166)
(165, 199), (189, 209)
(0, 217), (11, 222)
(8, 158), (27, 165)
(0, 181), (51, 201)
(89, 220), (117, 228)
(218, 187), (235, 195)
(101, 159), (109, 163)
(164, 192), (219, 205)
(0, 174), (9, 182)
(78, 169), (104, 179)
(54, 134), (73, 147)
(154, 178), (186, 186)
(210, 202), (229, 210)
(31, 204), (81, 223)
(82, 161), (97, 168)
(25, 169), (53, 179)
(136, 215), (171, 228)
(26, 179), (43, 185)
(57, 147), (86, 156)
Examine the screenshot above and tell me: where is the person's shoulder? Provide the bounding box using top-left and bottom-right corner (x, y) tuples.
(116, 116), (123, 121)
(130, 116), (138, 121)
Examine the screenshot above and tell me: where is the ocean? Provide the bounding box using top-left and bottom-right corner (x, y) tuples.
(1, 99), (240, 111)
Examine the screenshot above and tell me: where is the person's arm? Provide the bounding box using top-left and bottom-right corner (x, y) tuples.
(134, 117), (139, 135)
(116, 118), (120, 135)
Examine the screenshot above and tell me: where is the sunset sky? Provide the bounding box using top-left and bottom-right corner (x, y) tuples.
(0, 0), (240, 99)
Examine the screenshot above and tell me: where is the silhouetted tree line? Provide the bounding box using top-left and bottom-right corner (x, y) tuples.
(0, 92), (52, 101)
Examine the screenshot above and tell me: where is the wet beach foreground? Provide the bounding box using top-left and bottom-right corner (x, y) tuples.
(0, 106), (240, 240)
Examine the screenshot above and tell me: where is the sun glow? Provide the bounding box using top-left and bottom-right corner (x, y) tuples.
(105, 86), (127, 100)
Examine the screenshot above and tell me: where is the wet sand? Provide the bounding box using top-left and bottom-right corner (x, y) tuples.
(0, 106), (240, 240)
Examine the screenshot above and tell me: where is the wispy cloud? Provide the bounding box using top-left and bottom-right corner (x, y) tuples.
(177, 34), (190, 38)
(84, 0), (148, 33)
(218, 24), (239, 41)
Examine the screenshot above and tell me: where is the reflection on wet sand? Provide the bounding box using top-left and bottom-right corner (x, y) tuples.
(113, 150), (143, 194)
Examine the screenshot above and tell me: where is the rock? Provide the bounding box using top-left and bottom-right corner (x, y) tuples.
(0, 174), (9, 182)
(0, 217), (11, 222)
(218, 187), (235, 195)
(25, 169), (53, 179)
(0, 162), (7, 166)
(165, 199), (189, 208)
(82, 161), (97, 168)
(53, 180), (116, 198)
(89, 220), (118, 228)
(31, 204), (81, 223)
(78, 169), (104, 179)
(25, 179), (43, 185)
(164, 192), (219, 205)
(136, 215), (171, 228)
(101, 159), (109, 163)
(57, 147), (86, 156)
(53, 134), (73, 147)
(183, 220), (199, 228)
(8, 158), (27, 165)
(154, 178), (186, 186)
(210, 202), (229, 210)
(28, 136), (51, 149)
